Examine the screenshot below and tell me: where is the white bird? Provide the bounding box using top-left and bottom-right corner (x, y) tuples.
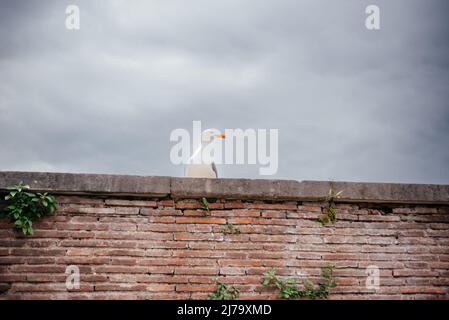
(185, 129), (226, 178)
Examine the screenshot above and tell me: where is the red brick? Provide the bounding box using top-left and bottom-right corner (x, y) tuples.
(67, 248), (92, 256)
(175, 267), (218, 275)
(77, 207), (116, 214)
(108, 223), (137, 231)
(158, 200), (175, 207)
(393, 270), (439, 277)
(137, 224), (186, 232)
(70, 216), (98, 223)
(219, 267), (246, 275)
(358, 215), (400, 222)
(248, 202), (297, 210)
(0, 195), (447, 300)
(250, 234), (296, 243)
(176, 284), (215, 292)
(11, 248), (67, 256)
(227, 218), (255, 224)
(140, 208), (182, 216)
(57, 196), (104, 205)
(175, 200), (203, 209)
(176, 217), (226, 224)
(261, 211), (286, 218)
(94, 284), (147, 291)
(173, 250), (223, 258)
(110, 258), (138, 266)
(0, 274), (27, 282)
(210, 210), (260, 217)
(183, 210), (207, 216)
(174, 232), (223, 241)
(147, 217), (176, 224)
(105, 199), (157, 207)
(401, 287), (447, 294)
(224, 201), (246, 209)
(208, 202), (224, 209)
(147, 284), (175, 292)
(218, 259), (263, 267)
(297, 205), (322, 212)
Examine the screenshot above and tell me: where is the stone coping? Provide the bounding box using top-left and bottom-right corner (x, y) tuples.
(0, 171), (448, 204)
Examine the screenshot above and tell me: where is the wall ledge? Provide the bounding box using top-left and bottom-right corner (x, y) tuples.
(0, 171), (448, 204)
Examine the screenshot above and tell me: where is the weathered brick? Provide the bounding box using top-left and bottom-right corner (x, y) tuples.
(225, 210), (260, 217)
(176, 284), (215, 292)
(57, 196), (104, 205)
(183, 210), (208, 217)
(0, 191), (447, 301)
(174, 232), (223, 241)
(77, 207), (116, 214)
(158, 200), (175, 207)
(248, 202), (297, 210)
(227, 218), (255, 224)
(147, 284), (176, 292)
(393, 270), (439, 277)
(250, 234), (296, 243)
(261, 211), (286, 218)
(175, 267), (218, 275)
(140, 208), (182, 216)
(175, 217), (226, 224)
(224, 201), (246, 209)
(175, 200), (203, 209)
(105, 199), (157, 207)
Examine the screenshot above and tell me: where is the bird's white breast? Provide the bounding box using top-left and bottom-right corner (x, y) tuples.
(185, 163), (217, 178)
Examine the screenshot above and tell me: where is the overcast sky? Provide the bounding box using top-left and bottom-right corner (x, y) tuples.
(0, 0), (448, 183)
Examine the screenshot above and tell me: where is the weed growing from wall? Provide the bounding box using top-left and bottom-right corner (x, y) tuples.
(224, 222), (241, 235)
(208, 282), (240, 300)
(262, 265), (336, 299)
(317, 185), (343, 225)
(200, 197), (210, 213)
(1, 182), (58, 235)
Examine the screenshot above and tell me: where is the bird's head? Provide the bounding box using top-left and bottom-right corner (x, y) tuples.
(201, 129), (226, 143)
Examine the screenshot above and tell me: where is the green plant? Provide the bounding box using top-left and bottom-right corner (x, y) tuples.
(200, 197), (210, 213)
(317, 186), (343, 225)
(208, 282), (240, 300)
(224, 222), (240, 235)
(1, 182), (58, 235)
(262, 265), (336, 299)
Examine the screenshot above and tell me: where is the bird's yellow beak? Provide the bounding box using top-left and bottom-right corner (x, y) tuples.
(217, 133), (226, 139)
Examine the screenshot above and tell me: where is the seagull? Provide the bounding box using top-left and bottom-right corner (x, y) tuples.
(185, 129), (226, 178)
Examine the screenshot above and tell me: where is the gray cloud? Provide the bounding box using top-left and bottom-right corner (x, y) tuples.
(1, 0), (448, 183)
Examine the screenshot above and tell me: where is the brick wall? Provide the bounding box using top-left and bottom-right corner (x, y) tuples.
(0, 172), (448, 300)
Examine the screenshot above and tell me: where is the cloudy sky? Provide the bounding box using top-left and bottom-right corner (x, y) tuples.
(0, 0), (448, 183)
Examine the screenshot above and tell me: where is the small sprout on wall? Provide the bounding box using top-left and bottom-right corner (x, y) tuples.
(200, 197), (210, 213)
(317, 186), (343, 226)
(262, 264), (336, 299)
(1, 182), (58, 235)
(224, 222), (240, 235)
(208, 282), (240, 300)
